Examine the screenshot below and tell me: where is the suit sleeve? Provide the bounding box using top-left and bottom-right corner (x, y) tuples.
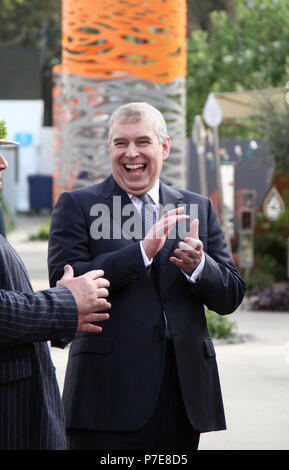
(0, 286), (78, 343)
(48, 192), (148, 290)
(188, 198), (245, 315)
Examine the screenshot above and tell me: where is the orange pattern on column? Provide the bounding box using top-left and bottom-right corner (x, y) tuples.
(62, 0), (186, 82)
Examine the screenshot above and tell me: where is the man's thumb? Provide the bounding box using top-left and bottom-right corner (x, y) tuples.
(60, 264), (74, 281)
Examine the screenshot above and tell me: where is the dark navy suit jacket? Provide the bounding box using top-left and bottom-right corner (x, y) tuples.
(48, 175), (245, 433)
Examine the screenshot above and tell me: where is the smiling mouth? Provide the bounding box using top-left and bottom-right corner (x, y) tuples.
(124, 163), (147, 173)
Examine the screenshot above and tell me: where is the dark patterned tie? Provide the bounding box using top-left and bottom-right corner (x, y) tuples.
(138, 193), (158, 237)
(138, 194), (171, 339)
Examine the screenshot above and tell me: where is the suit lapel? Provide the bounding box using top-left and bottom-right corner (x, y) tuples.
(96, 176), (142, 242)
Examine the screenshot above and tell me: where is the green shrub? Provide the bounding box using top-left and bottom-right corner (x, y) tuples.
(205, 308), (236, 340)
(245, 269), (274, 292)
(2, 201), (14, 233)
(29, 222), (50, 240)
(0, 120), (7, 139)
(251, 188), (289, 285)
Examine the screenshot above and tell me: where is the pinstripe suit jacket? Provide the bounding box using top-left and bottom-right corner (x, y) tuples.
(0, 235), (77, 449)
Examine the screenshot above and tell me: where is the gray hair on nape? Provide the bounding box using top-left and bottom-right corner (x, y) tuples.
(108, 102), (168, 144)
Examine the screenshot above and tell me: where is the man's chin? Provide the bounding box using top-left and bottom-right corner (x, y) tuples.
(115, 175), (153, 195)
(123, 183), (152, 196)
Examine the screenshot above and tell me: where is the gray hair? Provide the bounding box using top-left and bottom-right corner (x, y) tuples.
(108, 102), (168, 144)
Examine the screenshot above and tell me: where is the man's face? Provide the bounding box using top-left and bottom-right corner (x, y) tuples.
(0, 153), (8, 189)
(108, 115), (170, 196)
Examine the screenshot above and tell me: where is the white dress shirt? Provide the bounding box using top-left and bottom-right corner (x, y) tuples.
(127, 180), (205, 283)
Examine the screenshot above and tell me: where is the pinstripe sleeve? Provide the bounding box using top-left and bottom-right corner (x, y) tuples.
(0, 286), (77, 343)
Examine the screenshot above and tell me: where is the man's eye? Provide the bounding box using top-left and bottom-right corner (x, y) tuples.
(115, 141), (127, 147)
(137, 140), (150, 145)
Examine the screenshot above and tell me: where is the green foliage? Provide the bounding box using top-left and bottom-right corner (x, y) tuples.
(1, 201), (14, 233)
(29, 221), (50, 240)
(246, 188), (289, 291)
(251, 97), (289, 172)
(187, 0), (231, 31)
(0, 120), (7, 139)
(186, 0), (289, 137)
(205, 308), (236, 340)
(244, 268), (274, 292)
(0, 0), (61, 67)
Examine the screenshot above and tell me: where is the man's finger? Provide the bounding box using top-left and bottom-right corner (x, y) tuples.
(178, 241), (194, 251)
(79, 324), (103, 333)
(173, 249), (194, 263)
(163, 214), (189, 234)
(96, 277), (110, 288)
(189, 218), (199, 239)
(145, 214), (188, 240)
(94, 297), (111, 305)
(96, 287), (109, 298)
(83, 312), (110, 323)
(169, 256), (185, 267)
(78, 312), (110, 332)
(163, 207), (185, 218)
(84, 269), (105, 280)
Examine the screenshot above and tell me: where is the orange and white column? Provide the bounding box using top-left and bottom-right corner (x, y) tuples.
(53, 0), (187, 199)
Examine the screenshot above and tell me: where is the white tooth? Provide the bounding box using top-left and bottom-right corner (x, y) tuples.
(125, 164), (145, 169)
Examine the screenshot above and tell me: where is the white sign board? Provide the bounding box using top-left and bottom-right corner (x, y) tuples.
(0, 100), (44, 211)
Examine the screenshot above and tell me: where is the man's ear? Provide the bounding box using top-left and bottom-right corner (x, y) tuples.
(162, 136), (171, 161)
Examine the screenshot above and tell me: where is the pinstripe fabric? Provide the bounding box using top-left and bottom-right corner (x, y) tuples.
(0, 235), (78, 449)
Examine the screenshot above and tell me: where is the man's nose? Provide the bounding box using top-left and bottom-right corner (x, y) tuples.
(0, 154), (8, 171)
(125, 143), (139, 158)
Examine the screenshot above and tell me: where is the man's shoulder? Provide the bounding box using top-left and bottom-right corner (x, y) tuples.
(72, 175), (113, 196)
(0, 235), (32, 291)
(0, 234), (18, 259)
(178, 187), (209, 202)
(60, 175), (114, 202)
(162, 182), (210, 205)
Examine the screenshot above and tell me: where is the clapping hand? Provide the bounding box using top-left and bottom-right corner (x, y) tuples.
(142, 207), (189, 260)
(170, 218), (203, 276)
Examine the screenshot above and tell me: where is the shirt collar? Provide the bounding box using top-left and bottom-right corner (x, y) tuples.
(127, 179), (160, 206)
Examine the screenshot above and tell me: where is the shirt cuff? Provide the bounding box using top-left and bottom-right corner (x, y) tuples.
(140, 241), (153, 267)
(182, 252), (205, 283)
